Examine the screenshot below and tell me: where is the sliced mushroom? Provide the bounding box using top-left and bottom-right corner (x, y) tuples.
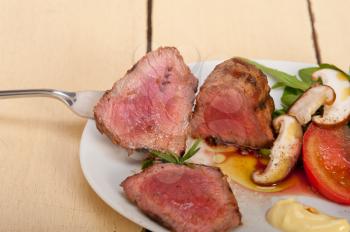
(312, 69), (350, 126)
(288, 85), (335, 125)
(252, 115), (302, 185)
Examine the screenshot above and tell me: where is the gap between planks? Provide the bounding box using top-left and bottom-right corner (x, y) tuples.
(147, 0), (153, 52)
(307, 0), (322, 64)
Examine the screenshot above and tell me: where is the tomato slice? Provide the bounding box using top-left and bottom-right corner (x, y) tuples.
(303, 123), (350, 204)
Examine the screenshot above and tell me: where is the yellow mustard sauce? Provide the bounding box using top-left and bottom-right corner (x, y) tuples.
(267, 198), (350, 232)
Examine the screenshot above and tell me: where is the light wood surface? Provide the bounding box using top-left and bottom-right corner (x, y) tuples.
(0, 0), (348, 231)
(152, 0), (316, 64)
(0, 0), (145, 231)
(312, 0), (350, 70)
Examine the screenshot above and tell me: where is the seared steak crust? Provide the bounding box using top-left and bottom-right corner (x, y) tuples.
(121, 163), (241, 232)
(191, 58), (274, 148)
(94, 47), (198, 154)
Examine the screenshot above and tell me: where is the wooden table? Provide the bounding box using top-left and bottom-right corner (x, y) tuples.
(0, 0), (348, 231)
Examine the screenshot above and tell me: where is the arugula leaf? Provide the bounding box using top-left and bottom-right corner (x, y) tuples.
(246, 59), (349, 118)
(271, 82), (285, 89)
(273, 108), (286, 118)
(245, 59), (309, 91)
(281, 87), (303, 109)
(298, 67), (319, 84)
(181, 139), (201, 163)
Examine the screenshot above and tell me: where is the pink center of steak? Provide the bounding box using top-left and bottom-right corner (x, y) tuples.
(203, 86), (264, 145)
(141, 169), (224, 222)
(121, 164), (241, 232)
(94, 47), (198, 154)
(191, 58), (274, 148)
(106, 78), (183, 137)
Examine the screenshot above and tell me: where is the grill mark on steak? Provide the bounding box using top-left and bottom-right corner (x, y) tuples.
(258, 99), (267, 110)
(191, 57), (274, 149)
(121, 163), (241, 232)
(245, 74), (257, 86)
(94, 47), (198, 155)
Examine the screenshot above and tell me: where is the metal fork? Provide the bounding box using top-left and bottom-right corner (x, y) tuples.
(0, 89), (104, 119)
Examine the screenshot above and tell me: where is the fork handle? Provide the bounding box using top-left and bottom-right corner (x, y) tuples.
(0, 89), (76, 106)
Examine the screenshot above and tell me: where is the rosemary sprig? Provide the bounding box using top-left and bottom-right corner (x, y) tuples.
(141, 139), (201, 169)
(141, 159), (154, 170)
(149, 150), (180, 163)
(181, 139), (201, 162)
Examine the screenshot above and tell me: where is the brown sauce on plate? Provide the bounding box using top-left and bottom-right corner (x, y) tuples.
(207, 146), (313, 195)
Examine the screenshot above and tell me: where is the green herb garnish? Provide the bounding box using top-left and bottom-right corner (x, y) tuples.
(141, 159), (154, 170)
(271, 82), (285, 89)
(298, 67), (319, 84)
(141, 139), (201, 169)
(149, 150), (180, 163)
(180, 139), (201, 162)
(246, 59), (350, 112)
(272, 108), (286, 118)
(281, 87), (304, 109)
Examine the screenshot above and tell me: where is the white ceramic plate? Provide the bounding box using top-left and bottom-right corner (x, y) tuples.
(80, 60), (350, 232)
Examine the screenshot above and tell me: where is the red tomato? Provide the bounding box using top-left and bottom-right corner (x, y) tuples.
(303, 123), (350, 204)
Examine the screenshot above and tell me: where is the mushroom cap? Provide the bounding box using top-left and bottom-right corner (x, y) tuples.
(288, 85), (335, 125)
(312, 69), (350, 126)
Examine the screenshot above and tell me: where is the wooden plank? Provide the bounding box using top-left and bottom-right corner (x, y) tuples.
(153, 0), (316, 64)
(312, 0), (350, 70)
(0, 0), (145, 231)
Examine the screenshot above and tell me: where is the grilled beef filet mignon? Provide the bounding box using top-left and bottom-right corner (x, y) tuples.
(121, 163), (241, 232)
(94, 47), (198, 154)
(191, 58), (274, 149)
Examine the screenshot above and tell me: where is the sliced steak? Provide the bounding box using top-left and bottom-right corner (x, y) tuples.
(94, 47), (198, 154)
(121, 163), (241, 232)
(191, 58), (274, 149)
